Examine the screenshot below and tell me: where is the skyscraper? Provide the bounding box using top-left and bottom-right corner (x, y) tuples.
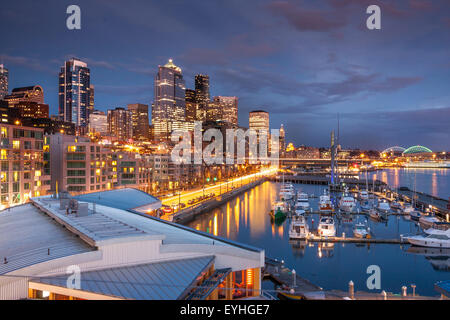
(210, 96), (238, 125)
(88, 84), (95, 116)
(185, 89), (197, 122)
(153, 59), (186, 140)
(89, 110), (108, 136)
(127, 103), (149, 140)
(249, 110), (269, 133)
(107, 107), (133, 141)
(0, 64), (9, 99)
(195, 74), (209, 122)
(58, 58), (91, 127)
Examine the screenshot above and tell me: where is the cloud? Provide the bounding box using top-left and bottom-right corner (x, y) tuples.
(267, 1), (347, 32)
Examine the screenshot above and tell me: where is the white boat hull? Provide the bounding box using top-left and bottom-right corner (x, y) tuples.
(406, 237), (450, 248)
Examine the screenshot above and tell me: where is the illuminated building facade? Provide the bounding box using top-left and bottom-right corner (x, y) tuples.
(0, 64), (8, 99)
(214, 96), (238, 125)
(195, 74), (209, 122)
(46, 134), (114, 193)
(153, 59), (186, 141)
(58, 58), (91, 127)
(88, 84), (95, 116)
(249, 110), (269, 134)
(107, 107), (133, 141)
(0, 123), (50, 209)
(185, 89), (197, 122)
(127, 103), (149, 140)
(88, 110), (108, 136)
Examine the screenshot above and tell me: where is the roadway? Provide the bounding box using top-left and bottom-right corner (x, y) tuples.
(160, 167), (277, 214)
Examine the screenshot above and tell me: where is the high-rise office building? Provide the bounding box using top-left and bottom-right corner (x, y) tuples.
(88, 84), (95, 116)
(4, 85), (49, 119)
(153, 59), (186, 140)
(107, 107), (133, 141)
(249, 110), (269, 133)
(89, 110), (108, 136)
(195, 74), (209, 122)
(5, 85), (44, 104)
(127, 103), (149, 140)
(280, 124), (285, 157)
(210, 96), (238, 125)
(0, 64), (8, 99)
(58, 58), (91, 127)
(185, 89), (197, 122)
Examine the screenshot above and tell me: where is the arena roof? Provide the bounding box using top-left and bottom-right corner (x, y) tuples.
(403, 145), (433, 155)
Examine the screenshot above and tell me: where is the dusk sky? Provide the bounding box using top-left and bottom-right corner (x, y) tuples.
(1, 0), (449, 150)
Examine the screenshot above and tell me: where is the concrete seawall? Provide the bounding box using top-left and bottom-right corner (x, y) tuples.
(173, 178), (267, 224)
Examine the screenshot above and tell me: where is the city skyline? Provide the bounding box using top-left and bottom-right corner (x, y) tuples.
(0, 0), (449, 150)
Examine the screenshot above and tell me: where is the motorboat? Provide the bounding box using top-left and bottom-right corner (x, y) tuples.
(403, 229), (450, 248)
(295, 192), (310, 210)
(318, 190), (333, 213)
(369, 208), (387, 221)
(360, 200), (372, 212)
(353, 222), (370, 238)
(339, 189), (357, 213)
(294, 203), (306, 216)
(390, 201), (402, 210)
(419, 215), (441, 230)
(279, 184), (295, 201)
(403, 204), (415, 214)
(270, 201), (287, 221)
(359, 190), (369, 201)
(377, 200), (391, 214)
(289, 214), (310, 239)
(423, 225), (450, 235)
(317, 216), (336, 237)
(409, 210), (422, 221)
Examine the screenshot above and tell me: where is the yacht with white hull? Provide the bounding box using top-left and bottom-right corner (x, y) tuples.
(317, 216), (336, 237)
(295, 192), (310, 210)
(318, 190), (333, 213)
(289, 215), (310, 239)
(403, 230), (450, 248)
(339, 189), (356, 213)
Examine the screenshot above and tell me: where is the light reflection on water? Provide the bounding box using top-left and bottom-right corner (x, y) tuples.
(187, 180), (450, 296)
(367, 168), (449, 199)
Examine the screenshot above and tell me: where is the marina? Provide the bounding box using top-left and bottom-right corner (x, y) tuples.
(187, 168), (450, 297)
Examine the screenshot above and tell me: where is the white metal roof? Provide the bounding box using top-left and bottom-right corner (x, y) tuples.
(33, 256), (214, 300)
(0, 204), (94, 275)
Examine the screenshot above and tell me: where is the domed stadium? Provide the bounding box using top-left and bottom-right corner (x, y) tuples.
(402, 145), (433, 157)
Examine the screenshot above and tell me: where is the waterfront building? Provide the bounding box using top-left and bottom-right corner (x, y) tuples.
(46, 134), (114, 193)
(0, 189), (263, 300)
(153, 59), (186, 141)
(88, 110), (108, 136)
(249, 110), (269, 134)
(112, 152), (152, 189)
(127, 103), (149, 140)
(58, 58), (91, 127)
(195, 74), (209, 122)
(185, 89), (197, 122)
(0, 64), (8, 99)
(0, 123), (50, 209)
(107, 107), (133, 141)
(20, 118), (76, 135)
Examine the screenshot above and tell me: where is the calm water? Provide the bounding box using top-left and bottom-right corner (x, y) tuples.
(365, 168), (450, 200)
(187, 180), (450, 297)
